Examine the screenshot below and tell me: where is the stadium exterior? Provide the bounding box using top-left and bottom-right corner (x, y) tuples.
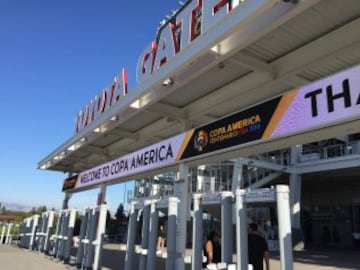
(38, 0), (360, 269)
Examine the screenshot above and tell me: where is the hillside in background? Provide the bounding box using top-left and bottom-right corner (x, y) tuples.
(2, 202), (32, 212)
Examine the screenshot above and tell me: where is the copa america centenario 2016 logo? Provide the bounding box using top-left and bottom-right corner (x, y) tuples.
(194, 130), (209, 152)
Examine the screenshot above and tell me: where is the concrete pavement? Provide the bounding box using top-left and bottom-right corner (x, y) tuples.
(0, 243), (359, 269)
(0, 244), (69, 270)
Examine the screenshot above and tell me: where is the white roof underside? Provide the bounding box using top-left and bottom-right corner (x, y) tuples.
(39, 0), (360, 175)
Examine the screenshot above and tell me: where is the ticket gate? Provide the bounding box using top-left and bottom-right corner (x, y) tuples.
(0, 224), (5, 244)
(75, 204), (107, 270)
(124, 196), (180, 270)
(0, 223), (14, 245)
(192, 192), (235, 270)
(124, 201), (139, 270)
(192, 185), (293, 270)
(19, 214), (40, 250)
(53, 208), (77, 262)
(236, 185), (293, 270)
(36, 211), (55, 253)
(5, 223), (14, 245)
(19, 217), (30, 248)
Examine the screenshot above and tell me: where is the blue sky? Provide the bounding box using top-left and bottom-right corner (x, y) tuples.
(0, 0), (181, 214)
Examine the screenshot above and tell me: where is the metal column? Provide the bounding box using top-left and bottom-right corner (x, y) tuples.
(232, 162), (243, 226)
(124, 201), (138, 270)
(221, 191), (233, 264)
(146, 201), (159, 270)
(232, 161), (244, 192)
(98, 183), (107, 205)
(139, 203), (151, 270)
(290, 146), (302, 230)
(235, 189), (248, 270)
(62, 192), (72, 210)
(175, 163), (189, 270)
(191, 194), (203, 270)
(289, 173), (302, 227)
(276, 185), (293, 270)
(166, 197), (179, 270)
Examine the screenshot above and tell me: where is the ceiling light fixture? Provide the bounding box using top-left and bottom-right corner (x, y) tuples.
(210, 44), (223, 55)
(130, 99), (141, 109)
(110, 115), (118, 121)
(162, 77), (174, 86)
(40, 161), (51, 170)
(67, 144), (76, 151)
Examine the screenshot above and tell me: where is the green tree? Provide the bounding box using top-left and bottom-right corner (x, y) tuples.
(115, 203), (127, 224)
(38, 206), (47, 213)
(106, 210), (117, 237)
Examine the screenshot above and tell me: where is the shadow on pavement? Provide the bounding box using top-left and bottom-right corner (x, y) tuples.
(270, 248), (360, 270)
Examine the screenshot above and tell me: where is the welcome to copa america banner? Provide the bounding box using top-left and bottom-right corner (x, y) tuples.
(63, 63), (360, 191)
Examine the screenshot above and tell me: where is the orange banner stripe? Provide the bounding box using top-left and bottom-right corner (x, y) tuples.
(176, 129), (195, 161)
(262, 89), (298, 139)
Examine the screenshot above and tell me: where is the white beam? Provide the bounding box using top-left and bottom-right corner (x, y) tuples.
(187, 18), (360, 120)
(146, 102), (186, 121)
(274, 18), (360, 78)
(81, 144), (104, 153)
(296, 154), (360, 174)
(279, 75), (310, 88)
(187, 72), (272, 120)
(111, 129), (139, 140)
(232, 51), (311, 88)
(231, 52), (275, 76)
(235, 157), (292, 173)
(248, 172), (283, 189)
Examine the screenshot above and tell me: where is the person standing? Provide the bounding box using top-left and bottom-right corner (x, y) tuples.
(203, 231), (221, 268)
(157, 224), (166, 254)
(248, 223), (270, 270)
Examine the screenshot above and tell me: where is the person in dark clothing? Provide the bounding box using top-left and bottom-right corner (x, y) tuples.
(248, 223), (269, 270)
(203, 231), (221, 268)
(157, 224), (166, 254)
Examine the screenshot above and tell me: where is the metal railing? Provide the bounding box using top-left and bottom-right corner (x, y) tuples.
(127, 139), (360, 200)
(299, 140), (360, 163)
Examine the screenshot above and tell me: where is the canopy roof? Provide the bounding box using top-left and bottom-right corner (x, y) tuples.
(38, 0), (360, 176)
